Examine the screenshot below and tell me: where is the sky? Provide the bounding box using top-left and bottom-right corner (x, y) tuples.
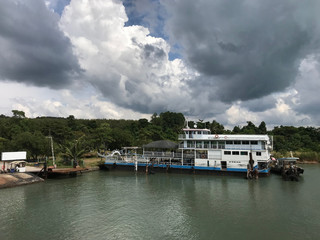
(1, 0), (320, 129)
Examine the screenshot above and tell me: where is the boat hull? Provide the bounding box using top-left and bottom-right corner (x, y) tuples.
(100, 162), (270, 177)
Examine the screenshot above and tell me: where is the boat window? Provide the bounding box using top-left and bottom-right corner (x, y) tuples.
(224, 151), (231, 155)
(256, 152), (261, 156)
(226, 141), (233, 144)
(241, 151), (248, 155)
(234, 140), (241, 145)
(196, 150), (207, 159)
(210, 141), (217, 149)
(204, 141), (209, 148)
(232, 151), (239, 155)
(250, 141), (258, 145)
(242, 141), (249, 145)
(196, 141), (202, 148)
(197, 131), (201, 134)
(187, 141), (195, 148)
(218, 141), (225, 149)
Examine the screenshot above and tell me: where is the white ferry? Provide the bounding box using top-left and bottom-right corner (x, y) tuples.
(178, 128), (273, 176)
(100, 128), (273, 177)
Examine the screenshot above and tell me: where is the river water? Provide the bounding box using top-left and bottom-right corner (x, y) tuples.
(0, 165), (320, 240)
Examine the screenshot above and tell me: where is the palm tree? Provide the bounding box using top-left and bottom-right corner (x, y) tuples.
(64, 135), (86, 168)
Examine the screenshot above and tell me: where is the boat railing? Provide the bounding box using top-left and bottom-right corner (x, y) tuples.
(178, 134), (210, 140)
(179, 146), (265, 150)
(143, 151), (182, 158)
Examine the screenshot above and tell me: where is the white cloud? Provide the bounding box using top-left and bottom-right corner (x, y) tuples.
(59, 0), (196, 114)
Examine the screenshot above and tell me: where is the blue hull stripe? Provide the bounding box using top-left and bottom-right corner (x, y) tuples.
(104, 162), (270, 173)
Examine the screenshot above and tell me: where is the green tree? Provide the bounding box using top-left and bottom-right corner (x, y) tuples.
(210, 120), (225, 134)
(62, 135), (87, 167)
(12, 110), (26, 118)
(241, 121), (258, 134)
(232, 126), (241, 133)
(12, 131), (47, 160)
(258, 121), (267, 134)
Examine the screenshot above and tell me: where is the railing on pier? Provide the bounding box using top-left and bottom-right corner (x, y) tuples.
(143, 151), (184, 159)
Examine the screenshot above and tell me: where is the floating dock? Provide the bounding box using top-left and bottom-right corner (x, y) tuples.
(25, 166), (89, 178)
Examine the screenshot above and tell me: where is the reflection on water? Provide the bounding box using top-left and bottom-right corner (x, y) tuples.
(1, 165), (320, 240)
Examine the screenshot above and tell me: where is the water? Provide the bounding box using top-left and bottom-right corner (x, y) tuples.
(1, 165), (320, 240)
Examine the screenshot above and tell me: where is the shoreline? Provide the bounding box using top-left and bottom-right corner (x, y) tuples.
(0, 173), (44, 190)
(297, 160), (319, 164)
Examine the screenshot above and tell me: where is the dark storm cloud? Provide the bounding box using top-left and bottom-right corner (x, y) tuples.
(240, 96), (277, 113)
(164, 0), (320, 103)
(0, 0), (81, 89)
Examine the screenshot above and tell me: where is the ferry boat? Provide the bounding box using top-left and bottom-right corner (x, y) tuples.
(178, 128), (273, 177)
(100, 128), (273, 177)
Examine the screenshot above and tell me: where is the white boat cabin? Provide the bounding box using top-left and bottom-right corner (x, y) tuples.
(179, 128), (272, 171)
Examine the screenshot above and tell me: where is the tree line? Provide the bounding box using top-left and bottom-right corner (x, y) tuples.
(0, 110), (319, 161)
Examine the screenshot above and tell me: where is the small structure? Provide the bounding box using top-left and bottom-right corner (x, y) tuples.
(142, 140), (179, 160)
(1, 151), (27, 173)
(271, 157), (304, 181)
(143, 140), (178, 149)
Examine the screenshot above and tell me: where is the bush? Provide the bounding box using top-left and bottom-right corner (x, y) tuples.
(296, 152), (320, 162)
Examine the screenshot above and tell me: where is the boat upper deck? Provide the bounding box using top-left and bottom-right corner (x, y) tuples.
(179, 128), (270, 141)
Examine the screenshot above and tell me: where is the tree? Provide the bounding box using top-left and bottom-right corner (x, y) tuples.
(12, 131), (47, 160)
(232, 126), (241, 134)
(159, 111), (185, 132)
(150, 113), (161, 126)
(258, 121), (267, 134)
(63, 135), (87, 167)
(12, 110), (26, 118)
(241, 121), (258, 134)
(210, 120), (225, 134)
(93, 123), (113, 150)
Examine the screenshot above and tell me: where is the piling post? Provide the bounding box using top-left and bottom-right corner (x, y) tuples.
(146, 161), (149, 174)
(44, 157), (48, 179)
(135, 159), (138, 172)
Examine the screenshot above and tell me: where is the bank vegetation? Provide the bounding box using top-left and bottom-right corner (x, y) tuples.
(0, 110), (319, 166)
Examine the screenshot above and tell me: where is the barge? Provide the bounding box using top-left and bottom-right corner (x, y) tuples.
(271, 157), (304, 181)
(100, 127), (273, 178)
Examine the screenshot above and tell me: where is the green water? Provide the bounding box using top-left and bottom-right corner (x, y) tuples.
(0, 165), (320, 240)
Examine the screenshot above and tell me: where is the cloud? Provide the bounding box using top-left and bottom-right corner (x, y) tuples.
(290, 55), (320, 123)
(0, 0), (81, 89)
(0, 81), (150, 119)
(1, 0), (320, 128)
(123, 0), (166, 38)
(163, 0), (320, 103)
(59, 0), (199, 115)
(45, 0), (71, 15)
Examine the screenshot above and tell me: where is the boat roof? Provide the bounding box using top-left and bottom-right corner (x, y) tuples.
(277, 157), (299, 161)
(183, 128), (211, 132)
(212, 134), (270, 140)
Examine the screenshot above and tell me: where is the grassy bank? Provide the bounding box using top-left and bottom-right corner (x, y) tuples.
(272, 151), (320, 163)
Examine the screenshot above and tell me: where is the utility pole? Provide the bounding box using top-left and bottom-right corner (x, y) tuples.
(47, 136), (56, 168)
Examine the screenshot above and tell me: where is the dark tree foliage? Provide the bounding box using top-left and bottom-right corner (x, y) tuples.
(0, 110), (319, 159)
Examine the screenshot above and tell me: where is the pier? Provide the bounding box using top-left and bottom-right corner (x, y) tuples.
(26, 165), (89, 178)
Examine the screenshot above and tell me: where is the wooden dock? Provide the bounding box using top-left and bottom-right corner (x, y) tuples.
(47, 167), (88, 177)
(25, 166), (89, 178)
